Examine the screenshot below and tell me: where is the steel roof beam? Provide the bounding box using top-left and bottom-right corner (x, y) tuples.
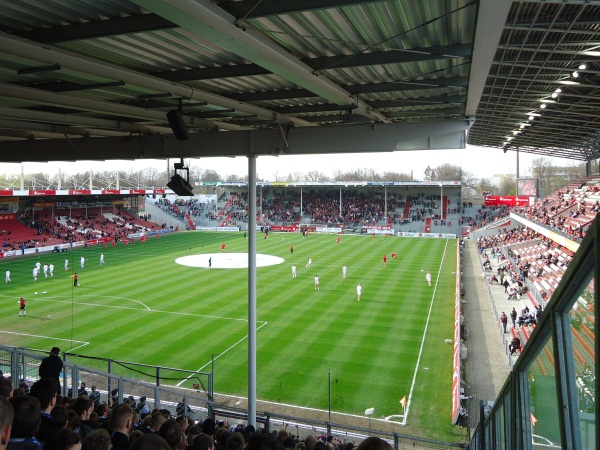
(12, 14), (176, 44)
(466, 0), (513, 116)
(0, 119), (471, 161)
(0, 31), (314, 128)
(217, 0), (385, 18)
(225, 78), (468, 102)
(133, 0), (388, 123)
(158, 45), (471, 82)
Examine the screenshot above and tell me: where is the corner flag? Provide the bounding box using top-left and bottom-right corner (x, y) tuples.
(400, 396), (407, 409)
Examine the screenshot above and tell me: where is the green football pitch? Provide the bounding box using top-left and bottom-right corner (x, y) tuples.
(0, 231), (461, 439)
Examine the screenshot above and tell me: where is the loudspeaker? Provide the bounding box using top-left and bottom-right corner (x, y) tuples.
(167, 174), (194, 196)
(166, 110), (189, 140)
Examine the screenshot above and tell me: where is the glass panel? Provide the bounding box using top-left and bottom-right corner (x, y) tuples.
(528, 335), (561, 449)
(572, 278), (595, 449)
(497, 399), (506, 449)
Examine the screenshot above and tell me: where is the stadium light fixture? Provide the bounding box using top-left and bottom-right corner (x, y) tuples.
(579, 64), (587, 70)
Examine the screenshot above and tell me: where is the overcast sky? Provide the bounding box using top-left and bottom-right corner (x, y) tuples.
(0, 144), (580, 181)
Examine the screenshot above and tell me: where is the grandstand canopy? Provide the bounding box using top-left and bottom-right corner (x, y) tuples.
(0, 1), (597, 162)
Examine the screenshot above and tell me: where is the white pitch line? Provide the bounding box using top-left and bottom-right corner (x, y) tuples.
(4, 295), (260, 324)
(214, 391), (404, 425)
(176, 321), (270, 387)
(0, 330), (89, 347)
(402, 238), (449, 425)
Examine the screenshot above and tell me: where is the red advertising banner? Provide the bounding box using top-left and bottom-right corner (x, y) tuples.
(102, 189), (121, 194)
(153, 189), (166, 194)
(69, 189), (91, 195)
(129, 189), (145, 194)
(0, 190), (14, 196)
(483, 195), (530, 207)
(29, 189), (56, 196)
(0, 214), (17, 220)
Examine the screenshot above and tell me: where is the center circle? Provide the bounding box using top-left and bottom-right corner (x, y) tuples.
(175, 253), (285, 269)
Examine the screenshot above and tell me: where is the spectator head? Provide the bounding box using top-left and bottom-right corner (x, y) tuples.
(73, 397), (94, 420)
(128, 433), (171, 450)
(246, 433), (284, 450)
(51, 405), (70, 428)
(283, 438), (295, 449)
(9, 395), (41, 439)
(150, 412), (167, 432)
(186, 425), (201, 447)
(0, 378), (12, 399)
(157, 419), (185, 450)
(110, 403), (133, 434)
(29, 377), (58, 412)
(81, 429), (111, 450)
(95, 403), (109, 418)
(202, 418), (216, 436)
(50, 347), (61, 356)
(227, 432), (246, 450)
(356, 438), (393, 450)
(0, 396), (13, 450)
(54, 427), (81, 450)
(192, 433), (215, 450)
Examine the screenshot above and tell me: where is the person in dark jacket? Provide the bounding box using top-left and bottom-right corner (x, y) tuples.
(38, 348), (63, 394)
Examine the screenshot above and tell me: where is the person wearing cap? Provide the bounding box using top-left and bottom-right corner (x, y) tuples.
(38, 347), (63, 394)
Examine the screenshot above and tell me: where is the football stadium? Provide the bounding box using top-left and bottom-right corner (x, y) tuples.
(0, 2), (597, 450)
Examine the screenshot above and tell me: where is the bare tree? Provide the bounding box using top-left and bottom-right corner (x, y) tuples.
(381, 171), (413, 181)
(306, 170), (329, 181)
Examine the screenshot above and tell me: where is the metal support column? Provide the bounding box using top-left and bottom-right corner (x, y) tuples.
(247, 156), (257, 427)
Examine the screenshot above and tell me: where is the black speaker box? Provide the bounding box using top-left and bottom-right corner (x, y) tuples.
(166, 110), (189, 140)
(167, 174), (194, 196)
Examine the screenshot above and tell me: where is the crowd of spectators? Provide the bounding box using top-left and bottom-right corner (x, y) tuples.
(1, 209), (160, 253)
(0, 368), (392, 450)
(193, 189), (467, 228)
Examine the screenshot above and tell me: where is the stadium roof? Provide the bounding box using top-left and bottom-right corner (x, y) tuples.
(0, 1), (597, 163)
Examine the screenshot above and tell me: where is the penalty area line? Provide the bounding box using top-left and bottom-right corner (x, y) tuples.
(0, 330), (89, 352)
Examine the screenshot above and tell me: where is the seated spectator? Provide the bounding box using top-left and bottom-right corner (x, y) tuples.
(509, 337), (521, 355)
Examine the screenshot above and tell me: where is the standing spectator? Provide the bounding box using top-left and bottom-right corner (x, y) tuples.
(500, 312), (508, 333)
(88, 386), (100, 408)
(38, 348), (63, 394)
(510, 308), (517, 329)
(29, 378), (60, 447)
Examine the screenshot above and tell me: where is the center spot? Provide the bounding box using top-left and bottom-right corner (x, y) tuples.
(175, 253), (285, 269)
